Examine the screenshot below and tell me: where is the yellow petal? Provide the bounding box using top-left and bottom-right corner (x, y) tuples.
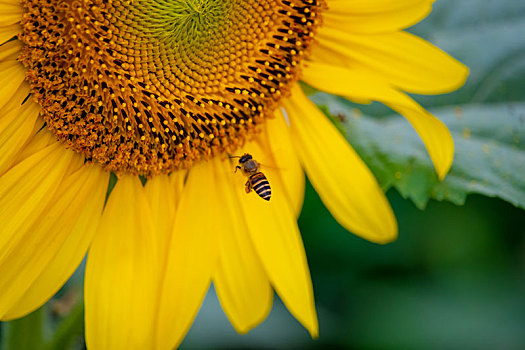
(302, 61), (454, 179)
(144, 171), (187, 301)
(0, 23), (20, 45)
(325, 0), (434, 33)
(2, 165), (108, 320)
(0, 81), (29, 116)
(0, 100), (43, 175)
(0, 1), (23, 25)
(155, 161), (218, 349)
(259, 110), (305, 217)
(169, 169), (186, 193)
(0, 39), (22, 62)
(284, 84), (398, 243)
(7, 130), (57, 171)
(0, 59), (27, 112)
(145, 174), (178, 253)
(212, 158), (273, 334)
(314, 28), (469, 94)
(0, 142), (77, 264)
(234, 140), (318, 337)
(0, 143), (82, 318)
(0, 0), (23, 6)
(85, 175), (160, 350)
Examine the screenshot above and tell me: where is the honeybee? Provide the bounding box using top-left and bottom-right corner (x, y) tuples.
(233, 153), (271, 201)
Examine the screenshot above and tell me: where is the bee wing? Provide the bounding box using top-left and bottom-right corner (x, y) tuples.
(259, 162), (284, 171)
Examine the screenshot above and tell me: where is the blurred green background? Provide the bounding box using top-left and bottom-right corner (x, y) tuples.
(2, 0), (525, 348)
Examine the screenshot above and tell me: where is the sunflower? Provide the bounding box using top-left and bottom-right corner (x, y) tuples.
(0, 0), (467, 348)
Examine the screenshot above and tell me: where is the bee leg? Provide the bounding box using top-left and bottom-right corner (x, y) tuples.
(235, 165), (242, 173)
(244, 179), (252, 193)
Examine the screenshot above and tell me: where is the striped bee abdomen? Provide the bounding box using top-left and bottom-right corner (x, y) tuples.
(249, 172), (271, 201)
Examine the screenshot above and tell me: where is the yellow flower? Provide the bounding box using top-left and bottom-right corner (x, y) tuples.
(0, 0), (467, 348)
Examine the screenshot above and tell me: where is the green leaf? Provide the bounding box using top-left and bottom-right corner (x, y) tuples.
(305, 0), (525, 210)
(42, 302), (84, 350)
(1, 307), (45, 350)
(411, 0), (525, 106)
(315, 95), (525, 210)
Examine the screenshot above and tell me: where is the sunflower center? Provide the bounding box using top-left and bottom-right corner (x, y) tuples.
(19, 0), (325, 176)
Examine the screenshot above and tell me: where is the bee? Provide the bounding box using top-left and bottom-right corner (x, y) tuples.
(233, 153), (271, 201)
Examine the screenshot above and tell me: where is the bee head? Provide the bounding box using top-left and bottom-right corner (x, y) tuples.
(239, 153), (252, 164)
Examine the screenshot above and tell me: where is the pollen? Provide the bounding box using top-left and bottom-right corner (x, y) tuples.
(19, 0), (325, 176)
